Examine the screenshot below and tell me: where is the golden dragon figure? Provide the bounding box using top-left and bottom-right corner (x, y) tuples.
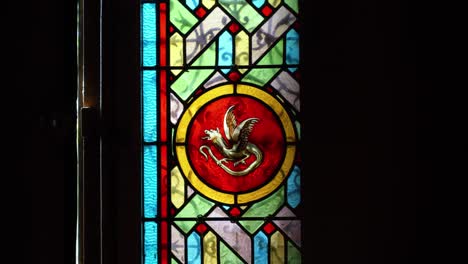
(199, 105), (263, 176)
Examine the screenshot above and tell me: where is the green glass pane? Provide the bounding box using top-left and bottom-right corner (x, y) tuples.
(219, 0), (264, 32)
(172, 43), (216, 100)
(241, 68), (280, 86)
(295, 120), (301, 140)
(239, 187), (284, 233)
(174, 194), (215, 233)
(191, 42), (216, 66)
(284, 0), (299, 13)
(258, 39), (283, 65)
(171, 69), (213, 100)
(288, 241), (301, 263)
(220, 241), (244, 264)
(170, 0), (198, 34)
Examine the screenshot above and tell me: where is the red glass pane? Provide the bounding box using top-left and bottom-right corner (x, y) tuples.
(229, 207), (241, 217)
(228, 71), (241, 82)
(294, 71), (301, 80)
(263, 222), (276, 235)
(261, 5), (273, 17)
(159, 3), (167, 66)
(195, 6), (207, 18)
(293, 21), (300, 30)
(195, 223), (208, 235)
(228, 22), (240, 34)
(187, 96), (285, 193)
(161, 221), (168, 263)
(160, 70), (167, 142)
(160, 145), (168, 217)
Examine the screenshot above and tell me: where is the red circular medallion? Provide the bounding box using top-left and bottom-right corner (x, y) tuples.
(186, 95), (285, 193)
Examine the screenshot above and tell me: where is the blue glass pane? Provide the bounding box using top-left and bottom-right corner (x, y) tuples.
(287, 165), (301, 208)
(186, 0), (199, 10)
(218, 31), (233, 74)
(188, 232), (201, 264)
(142, 4), (157, 66)
(143, 70), (157, 142)
(286, 29), (299, 65)
(252, 0), (266, 8)
(144, 146), (158, 217)
(144, 222), (158, 264)
(254, 231), (268, 264)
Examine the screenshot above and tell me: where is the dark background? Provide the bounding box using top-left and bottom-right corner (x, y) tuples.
(2, 0), (438, 263)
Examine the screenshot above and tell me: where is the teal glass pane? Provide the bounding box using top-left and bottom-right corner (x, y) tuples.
(254, 231), (268, 264)
(142, 4), (157, 66)
(286, 29), (299, 65)
(287, 165), (301, 208)
(188, 232), (202, 264)
(144, 222), (158, 264)
(143, 70), (157, 142)
(186, 0), (199, 10)
(144, 146), (157, 217)
(252, 0), (266, 8)
(218, 31), (233, 74)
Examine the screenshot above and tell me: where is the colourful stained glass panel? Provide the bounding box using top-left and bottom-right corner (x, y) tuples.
(141, 1), (301, 263)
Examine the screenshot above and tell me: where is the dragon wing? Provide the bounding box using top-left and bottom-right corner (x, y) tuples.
(232, 118), (259, 150)
(223, 105), (237, 141)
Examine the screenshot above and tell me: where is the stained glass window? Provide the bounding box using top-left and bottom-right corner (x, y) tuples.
(141, 1), (302, 263)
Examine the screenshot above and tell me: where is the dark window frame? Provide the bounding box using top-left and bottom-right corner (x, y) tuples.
(79, 0), (141, 263)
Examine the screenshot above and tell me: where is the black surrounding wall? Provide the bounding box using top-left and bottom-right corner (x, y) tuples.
(2, 0), (439, 263)
(302, 1), (438, 263)
(2, 1), (77, 263)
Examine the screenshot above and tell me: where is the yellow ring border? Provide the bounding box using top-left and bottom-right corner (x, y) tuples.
(175, 84), (296, 204)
